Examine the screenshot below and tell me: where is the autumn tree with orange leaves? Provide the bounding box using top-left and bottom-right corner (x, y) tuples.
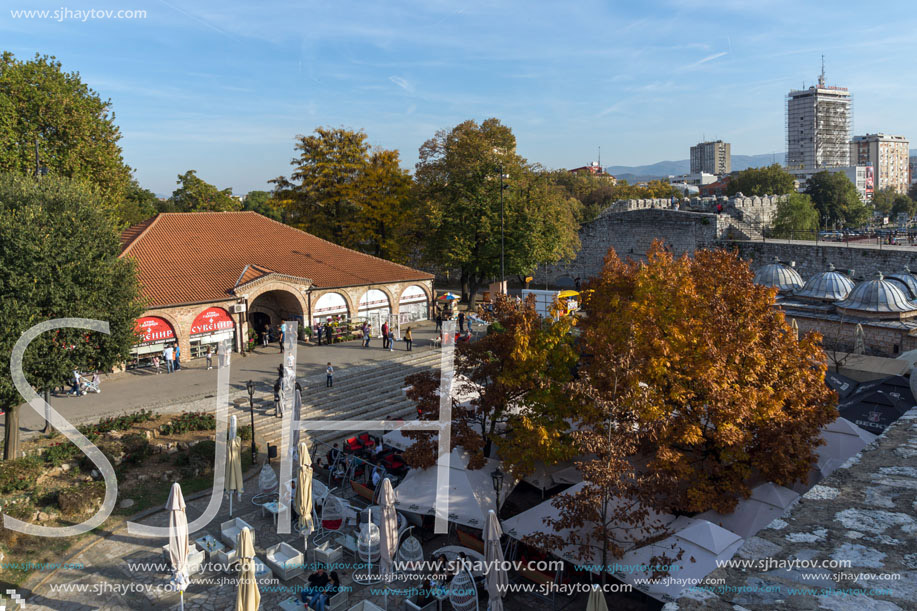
(577, 243), (837, 514)
(402, 294), (578, 476)
(527, 243), (836, 584)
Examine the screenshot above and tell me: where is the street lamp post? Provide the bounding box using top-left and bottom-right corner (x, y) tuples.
(499, 167), (509, 292)
(491, 466), (505, 514)
(246, 380), (257, 464)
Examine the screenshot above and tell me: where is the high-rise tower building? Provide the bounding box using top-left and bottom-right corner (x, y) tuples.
(786, 62), (852, 171)
(690, 140), (731, 175)
(850, 134), (910, 195)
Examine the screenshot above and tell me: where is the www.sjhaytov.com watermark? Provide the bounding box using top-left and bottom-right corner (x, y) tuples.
(9, 7), (147, 21)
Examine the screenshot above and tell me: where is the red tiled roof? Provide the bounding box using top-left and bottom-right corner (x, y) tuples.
(120, 212), (433, 308)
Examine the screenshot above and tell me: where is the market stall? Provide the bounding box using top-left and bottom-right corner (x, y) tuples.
(189, 307), (235, 359)
(130, 316), (176, 368)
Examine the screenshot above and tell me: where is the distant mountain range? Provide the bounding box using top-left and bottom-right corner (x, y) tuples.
(606, 153), (787, 183)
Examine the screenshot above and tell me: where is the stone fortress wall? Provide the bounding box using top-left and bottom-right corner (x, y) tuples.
(538, 194), (917, 288)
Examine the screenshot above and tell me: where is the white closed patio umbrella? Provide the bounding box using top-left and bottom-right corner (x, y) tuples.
(378, 478), (398, 578)
(585, 585), (608, 611)
(226, 415), (244, 516)
(296, 439), (314, 554)
(167, 483), (190, 611)
(484, 509), (508, 611)
(235, 527), (261, 611)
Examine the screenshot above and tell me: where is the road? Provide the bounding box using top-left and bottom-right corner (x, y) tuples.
(4, 322), (439, 440)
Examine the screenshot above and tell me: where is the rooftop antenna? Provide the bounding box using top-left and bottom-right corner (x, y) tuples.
(818, 54), (825, 88)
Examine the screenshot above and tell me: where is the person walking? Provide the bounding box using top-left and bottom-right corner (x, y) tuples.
(325, 323), (332, 345)
(279, 323), (285, 353)
(205, 345), (213, 370)
(435, 312), (443, 334)
(262, 323), (270, 347)
(362, 322), (370, 348)
(326, 362), (334, 388)
(152, 355), (161, 374)
(388, 328), (395, 352)
(316, 322), (323, 346)
(458, 311), (465, 333)
(173, 343), (181, 371)
(405, 327), (413, 351)
(381, 321), (389, 349)
(163, 344), (174, 374)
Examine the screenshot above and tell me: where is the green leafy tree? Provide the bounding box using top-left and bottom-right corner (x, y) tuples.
(272, 127), (370, 244)
(0, 52), (131, 210)
(0, 174), (144, 459)
(805, 171), (869, 228)
(170, 170), (240, 212)
(871, 187), (896, 216)
(117, 179), (159, 226)
(242, 190), (282, 221)
(415, 118), (580, 302)
(771, 193), (820, 239)
(726, 164), (795, 196)
(891, 194), (917, 218)
(550, 171), (680, 222)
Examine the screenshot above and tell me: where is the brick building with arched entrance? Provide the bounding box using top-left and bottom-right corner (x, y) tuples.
(120, 211), (434, 365)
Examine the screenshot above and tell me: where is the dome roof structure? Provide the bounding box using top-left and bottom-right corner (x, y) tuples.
(835, 273), (917, 318)
(884, 266), (917, 300)
(754, 257), (804, 292)
(794, 264), (855, 301)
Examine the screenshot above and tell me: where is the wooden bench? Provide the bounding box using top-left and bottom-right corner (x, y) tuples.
(350, 480), (375, 504)
(456, 529), (485, 554)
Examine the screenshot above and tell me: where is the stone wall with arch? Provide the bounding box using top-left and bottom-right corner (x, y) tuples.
(310, 289), (355, 321)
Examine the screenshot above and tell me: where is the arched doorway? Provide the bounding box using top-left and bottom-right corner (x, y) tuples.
(399, 284), (429, 324)
(358, 289), (392, 337)
(312, 292), (350, 322)
(249, 289), (305, 343)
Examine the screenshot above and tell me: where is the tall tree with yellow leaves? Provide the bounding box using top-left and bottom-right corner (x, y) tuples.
(402, 295), (579, 476)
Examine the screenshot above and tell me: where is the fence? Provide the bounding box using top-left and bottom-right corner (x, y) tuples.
(723, 224), (917, 249)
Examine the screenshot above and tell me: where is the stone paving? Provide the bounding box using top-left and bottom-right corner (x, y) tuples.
(24, 468), (399, 610)
(21, 462), (590, 611)
(8, 322), (440, 439)
(673, 408), (917, 611)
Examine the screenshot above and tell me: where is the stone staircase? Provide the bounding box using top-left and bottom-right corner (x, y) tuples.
(230, 349), (444, 457)
(720, 215), (764, 241)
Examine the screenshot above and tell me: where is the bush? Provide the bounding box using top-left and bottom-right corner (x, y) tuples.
(0, 455), (43, 493)
(160, 412), (216, 436)
(120, 433), (151, 466)
(238, 425), (253, 442)
(76, 409), (153, 438)
(0, 502), (34, 547)
(44, 441), (80, 467)
(57, 482), (105, 517)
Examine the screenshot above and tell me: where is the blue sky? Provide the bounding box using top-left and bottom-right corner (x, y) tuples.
(4, 0), (916, 195)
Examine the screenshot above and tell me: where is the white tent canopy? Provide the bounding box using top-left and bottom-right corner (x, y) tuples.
(502, 482), (745, 603)
(617, 516), (744, 602)
(696, 482), (799, 539)
(502, 482), (678, 564)
(521, 459), (582, 492)
(393, 448), (514, 529)
(792, 416), (877, 493)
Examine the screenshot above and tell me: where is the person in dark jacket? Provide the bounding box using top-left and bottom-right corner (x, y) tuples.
(325, 324), (332, 345)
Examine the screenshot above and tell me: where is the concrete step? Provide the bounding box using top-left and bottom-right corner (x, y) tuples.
(236, 348), (445, 455)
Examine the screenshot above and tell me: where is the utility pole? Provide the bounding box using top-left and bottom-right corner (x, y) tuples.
(500, 165), (505, 291)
